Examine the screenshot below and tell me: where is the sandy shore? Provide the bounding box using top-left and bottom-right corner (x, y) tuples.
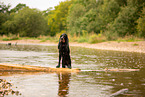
(0, 39), (145, 53)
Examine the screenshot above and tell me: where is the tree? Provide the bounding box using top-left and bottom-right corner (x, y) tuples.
(10, 3), (26, 13)
(3, 7), (47, 37)
(42, 7), (53, 16)
(67, 0), (120, 35)
(106, 0), (145, 39)
(0, 2), (11, 35)
(67, 0), (98, 35)
(0, 2), (11, 13)
(47, 0), (73, 36)
(95, 0), (120, 33)
(137, 7), (145, 38)
(67, 3), (86, 35)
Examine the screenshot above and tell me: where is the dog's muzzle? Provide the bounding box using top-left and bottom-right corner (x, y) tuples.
(60, 36), (65, 43)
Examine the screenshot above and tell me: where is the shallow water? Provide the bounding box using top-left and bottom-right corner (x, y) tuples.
(0, 44), (145, 97)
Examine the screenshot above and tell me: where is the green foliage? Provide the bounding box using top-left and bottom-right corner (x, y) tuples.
(136, 7), (145, 38)
(89, 33), (107, 43)
(67, 0), (121, 36)
(2, 34), (19, 41)
(1, 0), (145, 41)
(47, 0), (73, 36)
(0, 2), (11, 35)
(117, 35), (144, 42)
(133, 43), (139, 46)
(67, 0), (97, 35)
(77, 30), (89, 43)
(2, 7), (47, 37)
(95, 0), (120, 32)
(42, 7), (53, 16)
(77, 37), (88, 43)
(0, 2), (11, 13)
(67, 0), (145, 41)
(10, 3), (27, 13)
(107, 2), (138, 37)
(105, 0), (145, 40)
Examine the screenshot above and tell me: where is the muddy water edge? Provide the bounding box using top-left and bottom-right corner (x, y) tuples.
(0, 44), (145, 97)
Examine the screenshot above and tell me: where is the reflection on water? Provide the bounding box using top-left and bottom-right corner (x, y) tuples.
(0, 44), (145, 97)
(57, 73), (71, 97)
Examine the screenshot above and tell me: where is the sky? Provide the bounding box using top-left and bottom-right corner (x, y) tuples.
(1, 0), (66, 11)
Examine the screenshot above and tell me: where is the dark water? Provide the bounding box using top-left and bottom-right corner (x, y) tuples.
(0, 44), (145, 97)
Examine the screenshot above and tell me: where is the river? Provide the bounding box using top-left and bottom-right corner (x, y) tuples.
(0, 44), (145, 97)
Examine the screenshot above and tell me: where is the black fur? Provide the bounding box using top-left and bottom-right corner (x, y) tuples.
(56, 33), (71, 69)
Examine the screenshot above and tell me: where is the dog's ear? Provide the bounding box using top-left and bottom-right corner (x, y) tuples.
(65, 34), (69, 47)
(58, 35), (62, 49)
(64, 34), (70, 53)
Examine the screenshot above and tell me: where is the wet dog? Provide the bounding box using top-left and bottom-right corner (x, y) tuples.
(56, 33), (71, 69)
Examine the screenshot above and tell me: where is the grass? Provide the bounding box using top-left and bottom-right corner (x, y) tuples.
(88, 33), (107, 43)
(0, 34), (20, 41)
(77, 37), (88, 43)
(0, 33), (144, 44)
(66, 32), (107, 44)
(133, 43), (139, 46)
(117, 35), (144, 42)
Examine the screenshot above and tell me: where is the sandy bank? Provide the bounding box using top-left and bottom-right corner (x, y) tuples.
(0, 39), (145, 53)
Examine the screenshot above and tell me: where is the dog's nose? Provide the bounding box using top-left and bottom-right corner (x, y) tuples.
(61, 37), (63, 40)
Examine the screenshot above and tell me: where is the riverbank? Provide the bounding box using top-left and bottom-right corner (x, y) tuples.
(0, 39), (145, 53)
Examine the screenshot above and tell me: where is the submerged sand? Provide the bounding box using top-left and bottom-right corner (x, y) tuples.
(0, 39), (145, 53)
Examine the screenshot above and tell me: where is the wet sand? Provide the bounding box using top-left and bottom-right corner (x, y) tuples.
(0, 39), (145, 53)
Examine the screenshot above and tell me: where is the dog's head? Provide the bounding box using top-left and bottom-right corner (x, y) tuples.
(58, 33), (69, 49)
(59, 33), (68, 44)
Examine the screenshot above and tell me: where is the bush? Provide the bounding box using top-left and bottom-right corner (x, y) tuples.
(77, 37), (88, 43)
(117, 35), (144, 42)
(136, 7), (145, 38)
(89, 33), (106, 43)
(2, 35), (19, 41)
(105, 30), (119, 40)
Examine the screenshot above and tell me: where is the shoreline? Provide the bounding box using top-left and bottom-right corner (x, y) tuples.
(0, 39), (145, 53)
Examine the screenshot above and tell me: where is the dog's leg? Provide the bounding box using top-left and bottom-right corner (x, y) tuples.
(67, 64), (71, 69)
(56, 54), (61, 68)
(62, 58), (66, 68)
(67, 56), (71, 69)
(68, 61), (71, 69)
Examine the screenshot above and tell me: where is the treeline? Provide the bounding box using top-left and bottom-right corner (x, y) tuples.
(67, 0), (145, 39)
(0, 3), (47, 37)
(0, 0), (145, 40)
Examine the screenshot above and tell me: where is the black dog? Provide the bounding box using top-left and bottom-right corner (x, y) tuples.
(56, 33), (71, 69)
